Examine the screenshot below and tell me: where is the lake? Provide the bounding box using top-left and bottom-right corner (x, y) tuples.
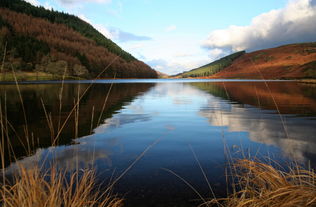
(1, 79), (316, 207)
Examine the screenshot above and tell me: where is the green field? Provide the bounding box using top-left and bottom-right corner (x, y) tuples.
(177, 51), (245, 78)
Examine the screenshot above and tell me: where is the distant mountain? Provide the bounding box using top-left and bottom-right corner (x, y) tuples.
(176, 43), (316, 79)
(0, 0), (157, 79)
(156, 70), (169, 78)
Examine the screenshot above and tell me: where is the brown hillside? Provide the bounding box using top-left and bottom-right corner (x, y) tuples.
(0, 8), (157, 78)
(211, 43), (316, 79)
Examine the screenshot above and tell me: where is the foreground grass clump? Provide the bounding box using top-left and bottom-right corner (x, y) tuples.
(1, 166), (123, 207)
(207, 159), (316, 207)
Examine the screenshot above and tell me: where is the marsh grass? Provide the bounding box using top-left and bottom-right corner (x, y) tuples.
(1, 166), (123, 207)
(204, 159), (316, 207)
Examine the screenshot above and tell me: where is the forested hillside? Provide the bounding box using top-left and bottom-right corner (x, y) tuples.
(0, 0), (157, 79)
(175, 51), (245, 78)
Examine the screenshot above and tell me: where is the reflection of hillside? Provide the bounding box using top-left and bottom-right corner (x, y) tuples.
(0, 83), (154, 166)
(191, 81), (316, 116)
(199, 105), (316, 164)
(5, 102), (157, 174)
(191, 81), (316, 164)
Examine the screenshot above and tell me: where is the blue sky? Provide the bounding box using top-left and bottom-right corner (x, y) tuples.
(27, 0), (316, 74)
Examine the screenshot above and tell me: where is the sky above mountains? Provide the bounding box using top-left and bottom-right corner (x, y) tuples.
(26, 0), (316, 75)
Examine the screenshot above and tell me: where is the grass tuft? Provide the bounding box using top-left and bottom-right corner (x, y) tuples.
(1, 165), (123, 207)
(205, 159), (316, 207)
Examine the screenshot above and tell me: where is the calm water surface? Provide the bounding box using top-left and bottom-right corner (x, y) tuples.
(1, 79), (316, 206)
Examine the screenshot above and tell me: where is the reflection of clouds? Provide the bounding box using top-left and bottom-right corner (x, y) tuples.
(150, 83), (208, 107)
(173, 97), (192, 105)
(5, 142), (112, 175)
(199, 99), (316, 163)
(94, 113), (151, 134)
(151, 83), (207, 98)
(5, 129), (124, 175)
(126, 104), (145, 114)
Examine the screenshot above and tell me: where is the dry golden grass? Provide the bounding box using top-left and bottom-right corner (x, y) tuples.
(300, 79), (316, 84)
(1, 166), (123, 207)
(205, 159), (316, 207)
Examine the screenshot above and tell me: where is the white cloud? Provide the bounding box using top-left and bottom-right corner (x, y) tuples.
(165, 25), (177, 32)
(173, 52), (194, 58)
(119, 34), (212, 75)
(208, 48), (225, 60)
(146, 58), (209, 75)
(24, 0), (40, 6)
(203, 0), (316, 52)
(146, 58), (184, 74)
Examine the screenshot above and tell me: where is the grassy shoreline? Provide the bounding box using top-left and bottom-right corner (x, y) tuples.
(1, 72), (316, 82)
(0, 72), (83, 82)
(299, 79), (316, 84)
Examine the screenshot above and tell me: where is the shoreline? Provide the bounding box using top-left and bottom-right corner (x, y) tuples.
(1, 72), (315, 84)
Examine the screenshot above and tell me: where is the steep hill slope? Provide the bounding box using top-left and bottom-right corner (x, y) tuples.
(211, 43), (316, 79)
(0, 0), (157, 79)
(175, 51), (245, 78)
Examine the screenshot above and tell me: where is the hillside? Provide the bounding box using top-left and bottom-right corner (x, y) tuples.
(211, 43), (316, 79)
(0, 0), (157, 79)
(179, 43), (316, 79)
(175, 51), (245, 78)
(156, 70), (169, 78)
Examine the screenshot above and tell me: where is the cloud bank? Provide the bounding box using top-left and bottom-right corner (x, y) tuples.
(203, 0), (316, 52)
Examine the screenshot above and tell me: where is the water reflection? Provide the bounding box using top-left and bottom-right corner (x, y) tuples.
(5, 135), (117, 175)
(0, 83), (154, 166)
(191, 81), (316, 164)
(191, 81), (316, 115)
(2, 80), (316, 206)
